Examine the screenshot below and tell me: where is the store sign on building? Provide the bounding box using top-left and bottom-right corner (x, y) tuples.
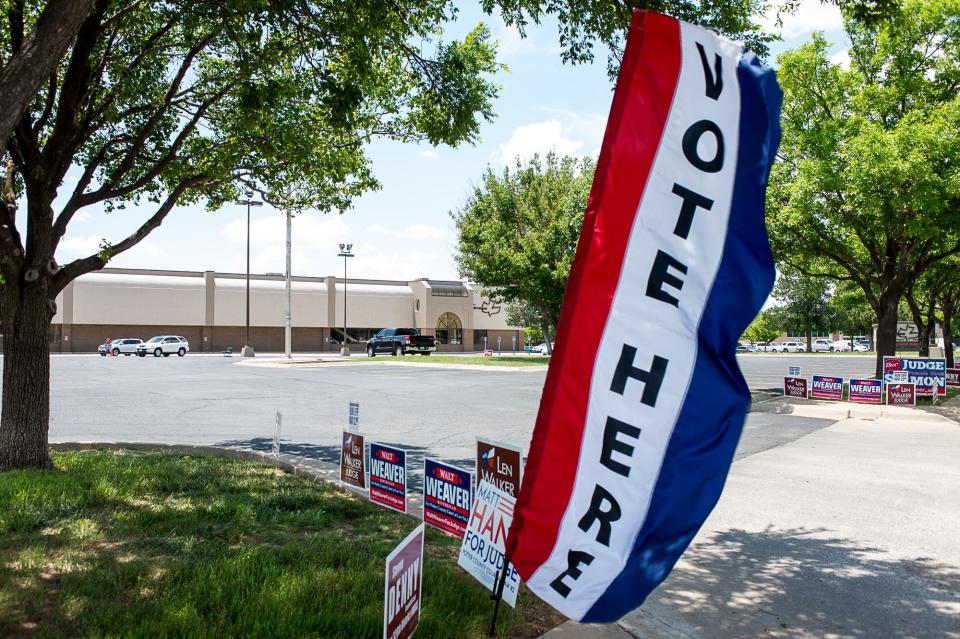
(383, 523), (424, 639)
(783, 377), (808, 398)
(340, 431), (367, 490)
(423, 459), (473, 538)
(476, 437), (522, 497)
(811, 375), (843, 401)
(370, 443), (408, 514)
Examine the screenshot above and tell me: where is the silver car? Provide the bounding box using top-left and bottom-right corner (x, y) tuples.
(98, 338), (143, 356)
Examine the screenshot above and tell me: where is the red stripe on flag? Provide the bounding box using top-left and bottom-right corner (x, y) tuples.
(505, 10), (683, 578)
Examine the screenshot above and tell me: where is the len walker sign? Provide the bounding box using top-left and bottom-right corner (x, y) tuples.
(783, 376), (808, 398)
(384, 523), (424, 639)
(340, 431), (367, 490)
(886, 382), (916, 406)
(476, 437), (522, 497)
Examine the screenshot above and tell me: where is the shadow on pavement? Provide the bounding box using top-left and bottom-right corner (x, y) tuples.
(626, 526), (960, 639)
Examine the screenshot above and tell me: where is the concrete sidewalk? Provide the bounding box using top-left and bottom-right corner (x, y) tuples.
(613, 403), (960, 639)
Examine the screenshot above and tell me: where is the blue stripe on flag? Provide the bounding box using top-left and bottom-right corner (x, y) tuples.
(582, 52), (782, 623)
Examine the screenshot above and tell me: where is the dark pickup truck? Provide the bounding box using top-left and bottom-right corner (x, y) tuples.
(367, 328), (436, 357)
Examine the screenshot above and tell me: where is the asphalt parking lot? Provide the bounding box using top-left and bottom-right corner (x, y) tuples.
(31, 352), (871, 475)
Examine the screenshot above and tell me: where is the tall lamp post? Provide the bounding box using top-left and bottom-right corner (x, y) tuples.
(337, 243), (354, 357)
(236, 188), (262, 357)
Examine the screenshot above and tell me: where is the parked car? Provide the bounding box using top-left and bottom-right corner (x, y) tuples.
(772, 340), (804, 353)
(366, 328), (435, 356)
(832, 339), (866, 352)
(99, 338), (143, 356)
(736, 343), (757, 352)
(136, 335), (190, 357)
(854, 340), (871, 352)
(753, 342), (774, 352)
(531, 342), (555, 355)
(812, 338), (840, 352)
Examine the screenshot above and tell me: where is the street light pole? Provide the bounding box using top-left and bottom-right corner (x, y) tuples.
(236, 188), (262, 357)
(337, 243), (354, 357)
(284, 210), (292, 359)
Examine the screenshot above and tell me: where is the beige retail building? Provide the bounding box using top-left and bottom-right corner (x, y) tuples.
(47, 268), (526, 353)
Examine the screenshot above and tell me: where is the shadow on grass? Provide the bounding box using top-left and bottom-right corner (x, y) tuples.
(627, 526), (960, 639)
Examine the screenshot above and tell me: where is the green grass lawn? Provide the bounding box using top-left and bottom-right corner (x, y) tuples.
(0, 451), (561, 638)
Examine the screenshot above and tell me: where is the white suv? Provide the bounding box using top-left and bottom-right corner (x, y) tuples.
(137, 335), (190, 357)
(812, 338), (837, 352)
(773, 340), (804, 353)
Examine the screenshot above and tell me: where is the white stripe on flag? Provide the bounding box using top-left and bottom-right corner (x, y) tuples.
(525, 22), (743, 619)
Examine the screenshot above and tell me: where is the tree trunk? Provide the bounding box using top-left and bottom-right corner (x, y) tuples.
(0, 287), (53, 471)
(875, 295), (899, 378)
(944, 304), (954, 369)
(540, 320), (553, 355)
(805, 329), (812, 353)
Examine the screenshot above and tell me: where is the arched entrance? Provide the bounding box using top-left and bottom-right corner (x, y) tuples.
(436, 312), (463, 349)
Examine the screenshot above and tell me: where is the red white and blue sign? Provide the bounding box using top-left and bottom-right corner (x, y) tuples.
(504, 10), (781, 623)
(848, 379), (882, 404)
(811, 375), (844, 401)
(369, 443), (408, 514)
(423, 458), (473, 538)
(883, 357), (946, 396)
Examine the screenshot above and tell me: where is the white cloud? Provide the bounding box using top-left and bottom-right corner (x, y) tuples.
(497, 120), (584, 166)
(354, 249), (452, 281)
(221, 212), (351, 274)
(72, 210), (93, 223)
(56, 235), (165, 262)
(365, 223), (446, 239)
(830, 47), (851, 69)
(759, 0), (844, 39)
(495, 23), (536, 56)
(418, 149), (439, 160)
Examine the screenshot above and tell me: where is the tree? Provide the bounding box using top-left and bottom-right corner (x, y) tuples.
(741, 309), (781, 344)
(770, 270), (836, 352)
(828, 281), (876, 346)
(903, 265), (955, 357)
(937, 275), (960, 368)
(506, 300), (549, 352)
(453, 153), (592, 349)
(766, 0), (960, 376)
(0, 0), (509, 470)
(0, 0), (98, 153)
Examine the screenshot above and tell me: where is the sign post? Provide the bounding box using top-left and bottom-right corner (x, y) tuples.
(340, 430), (367, 491)
(272, 411), (282, 458)
(370, 443), (409, 514)
(384, 523), (425, 639)
(476, 437), (523, 497)
(423, 459), (473, 538)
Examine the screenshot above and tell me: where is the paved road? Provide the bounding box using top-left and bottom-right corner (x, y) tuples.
(34, 353), (843, 479)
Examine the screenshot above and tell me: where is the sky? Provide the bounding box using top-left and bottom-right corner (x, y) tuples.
(52, 0), (851, 282)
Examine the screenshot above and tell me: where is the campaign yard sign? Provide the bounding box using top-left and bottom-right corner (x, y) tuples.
(784, 377), (808, 398)
(423, 459), (473, 538)
(788, 366), (801, 377)
(348, 402), (360, 431)
(811, 375), (844, 401)
(340, 431), (367, 490)
(272, 411), (282, 457)
(848, 379), (883, 404)
(887, 382), (916, 406)
(457, 480), (520, 607)
(883, 357), (946, 396)
(476, 437), (522, 497)
(948, 368), (960, 387)
(370, 444), (408, 514)
(384, 523), (424, 639)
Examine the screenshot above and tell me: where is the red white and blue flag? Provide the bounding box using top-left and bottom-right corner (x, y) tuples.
(504, 11), (781, 622)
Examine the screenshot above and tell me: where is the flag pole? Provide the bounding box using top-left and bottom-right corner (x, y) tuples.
(488, 552), (512, 637)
